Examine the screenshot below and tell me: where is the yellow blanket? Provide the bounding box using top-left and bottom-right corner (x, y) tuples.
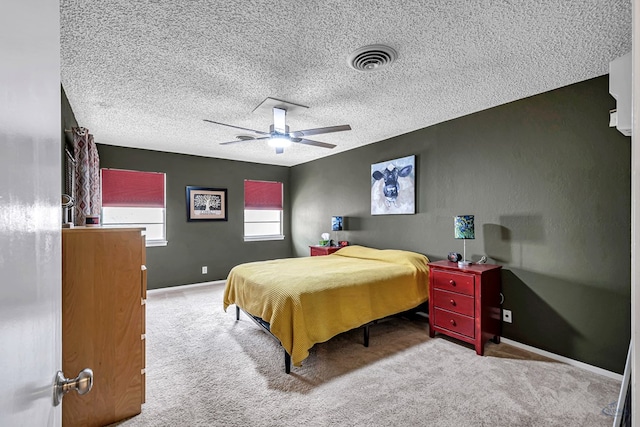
(223, 245), (430, 366)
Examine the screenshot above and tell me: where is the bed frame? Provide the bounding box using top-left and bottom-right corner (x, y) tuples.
(236, 305), (371, 373)
(235, 304), (427, 373)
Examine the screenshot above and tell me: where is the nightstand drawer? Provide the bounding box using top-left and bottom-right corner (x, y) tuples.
(432, 270), (475, 296)
(432, 289), (474, 316)
(433, 308), (475, 338)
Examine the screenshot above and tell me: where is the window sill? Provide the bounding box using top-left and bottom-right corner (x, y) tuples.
(146, 240), (168, 247)
(244, 235), (285, 242)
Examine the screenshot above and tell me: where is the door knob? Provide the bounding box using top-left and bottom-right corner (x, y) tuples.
(53, 368), (93, 406)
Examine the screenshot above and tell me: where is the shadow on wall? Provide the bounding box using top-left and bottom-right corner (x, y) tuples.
(483, 217), (628, 373)
(344, 216), (360, 231)
(500, 269), (578, 352)
(500, 268), (629, 374)
(483, 215), (545, 266)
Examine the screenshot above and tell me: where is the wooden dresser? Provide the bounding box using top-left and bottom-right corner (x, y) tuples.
(62, 227), (147, 426)
(428, 260), (502, 355)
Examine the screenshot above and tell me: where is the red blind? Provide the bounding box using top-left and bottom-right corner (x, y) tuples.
(244, 180), (283, 210)
(101, 168), (165, 208)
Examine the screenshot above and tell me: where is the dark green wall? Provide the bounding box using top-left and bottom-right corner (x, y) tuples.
(60, 85), (78, 190)
(97, 145), (292, 289)
(290, 75), (631, 373)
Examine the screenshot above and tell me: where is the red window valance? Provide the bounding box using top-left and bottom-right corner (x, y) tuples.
(101, 168), (165, 208)
(244, 180), (283, 210)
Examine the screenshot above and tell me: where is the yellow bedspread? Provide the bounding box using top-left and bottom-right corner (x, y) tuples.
(223, 245), (430, 366)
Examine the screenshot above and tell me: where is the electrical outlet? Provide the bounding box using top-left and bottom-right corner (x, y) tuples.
(502, 309), (512, 323)
(201, 266), (207, 274)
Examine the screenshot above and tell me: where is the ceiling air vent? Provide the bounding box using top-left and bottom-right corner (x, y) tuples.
(348, 44), (398, 72)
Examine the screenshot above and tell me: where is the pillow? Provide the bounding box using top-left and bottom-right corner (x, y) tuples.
(332, 245), (429, 268)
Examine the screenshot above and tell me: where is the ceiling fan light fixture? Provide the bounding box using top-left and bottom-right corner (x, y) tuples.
(206, 106), (350, 152)
(267, 134), (292, 149)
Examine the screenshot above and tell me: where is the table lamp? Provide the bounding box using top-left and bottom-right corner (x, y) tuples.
(331, 216), (343, 245)
(454, 215), (474, 268)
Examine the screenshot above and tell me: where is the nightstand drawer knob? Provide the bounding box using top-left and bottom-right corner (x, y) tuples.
(450, 299), (456, 306)
(450, 319), (456, 326)
(449, 280), (456, 286)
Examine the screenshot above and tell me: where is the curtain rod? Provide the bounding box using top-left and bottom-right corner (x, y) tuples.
(64, 127), (88, 135)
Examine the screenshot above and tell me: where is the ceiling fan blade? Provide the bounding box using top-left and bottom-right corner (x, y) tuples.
(219, 136), (270, 145)
(203, 119), (269, 135)
(294, 138), (336, 149)
(290, 124), (351, 138)
(273, 107), (287, 133)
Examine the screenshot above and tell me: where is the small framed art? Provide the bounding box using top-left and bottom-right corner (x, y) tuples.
(186, 186), (228, 221)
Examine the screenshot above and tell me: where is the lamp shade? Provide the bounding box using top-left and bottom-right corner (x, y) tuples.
(454, 215), (475, 239)
(331, 216), (343, 231)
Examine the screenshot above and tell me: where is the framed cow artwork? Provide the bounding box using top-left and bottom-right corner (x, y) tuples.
(371, 155), (415, 215)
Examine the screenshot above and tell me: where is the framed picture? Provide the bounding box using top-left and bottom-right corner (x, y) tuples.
(186, 186), (228, 221)
(371, 155), (415, 215)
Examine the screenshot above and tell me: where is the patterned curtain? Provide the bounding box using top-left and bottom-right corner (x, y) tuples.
(72, 127), (101, 226)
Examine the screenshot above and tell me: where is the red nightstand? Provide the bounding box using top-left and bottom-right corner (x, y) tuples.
(428, 260), (502, 355)
(309, 245), (341, 256)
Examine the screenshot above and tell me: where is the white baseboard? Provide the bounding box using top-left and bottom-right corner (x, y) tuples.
(500, 337), (623, 382)
(147, 280), (225, 296)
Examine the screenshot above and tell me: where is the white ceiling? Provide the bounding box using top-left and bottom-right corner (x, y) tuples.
(60, 1), (632, 167)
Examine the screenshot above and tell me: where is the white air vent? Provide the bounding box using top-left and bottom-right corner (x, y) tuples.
(348, 44), (398, 72)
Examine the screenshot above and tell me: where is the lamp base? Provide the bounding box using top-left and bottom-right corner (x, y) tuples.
(458, 260), (472, 268)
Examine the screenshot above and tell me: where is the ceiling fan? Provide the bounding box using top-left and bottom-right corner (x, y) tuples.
(204, 107), (351, 154)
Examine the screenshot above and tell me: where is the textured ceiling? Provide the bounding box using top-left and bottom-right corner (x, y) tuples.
(60, 1), (632, 167)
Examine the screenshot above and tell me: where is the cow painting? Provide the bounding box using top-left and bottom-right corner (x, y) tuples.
(371, 155), (415, 215)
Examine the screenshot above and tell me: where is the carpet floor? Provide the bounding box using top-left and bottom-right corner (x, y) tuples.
(112, 283), (622, 427)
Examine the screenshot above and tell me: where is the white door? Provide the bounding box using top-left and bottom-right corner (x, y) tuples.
(0, 1), (62, 426)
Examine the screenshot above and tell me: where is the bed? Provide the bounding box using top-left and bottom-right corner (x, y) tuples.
(223, 245), (430, 373)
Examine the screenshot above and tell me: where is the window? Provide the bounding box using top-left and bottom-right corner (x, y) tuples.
(101, 168), (167, 247)
(244, 179), (284, 241)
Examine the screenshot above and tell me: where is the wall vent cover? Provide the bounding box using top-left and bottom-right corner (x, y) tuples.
(348, 44), (398, 72)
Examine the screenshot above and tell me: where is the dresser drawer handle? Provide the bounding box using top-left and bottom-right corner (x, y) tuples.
(450, 299), (456, 306)
(449, 319), (456, 326)
(449, 279), (456, 286)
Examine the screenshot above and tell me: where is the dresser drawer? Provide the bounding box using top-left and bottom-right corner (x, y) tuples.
(433, 308), (475, 338)
(432, 289), (474, 316)
(432, 270), (474, 296)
